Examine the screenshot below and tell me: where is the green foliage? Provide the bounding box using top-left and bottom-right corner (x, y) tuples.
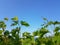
(0, 30), (3, 35)
(54, 27), (60, 32)
(4, 30), (9, 36)
(0, 17), (60, 45)
(0, 21), (6, 28)
(33, 30), (39, 36)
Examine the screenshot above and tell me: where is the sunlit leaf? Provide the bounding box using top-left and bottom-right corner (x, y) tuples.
(0, 30), (3, 35)
(11, 16), (18, 21)
(0, 21), (6, 28)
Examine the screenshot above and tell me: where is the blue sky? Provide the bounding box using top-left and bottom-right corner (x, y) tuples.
(0, 0), (60, 33)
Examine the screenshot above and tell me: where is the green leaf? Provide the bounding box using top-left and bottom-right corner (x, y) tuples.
(54, 27), (60, 32)
(48, 21), (53, 25)
(0, 21), (6, 28)
(20, 21), (29, 27)
(4, 18), (8, 21)
(53, 21), (60, 25)
(40, 28), (48, 33)
(43, 18), (47, 21)
(11, 16), (18, 21)
(33, 30), (39, 36)
(39, 28), (49, 37)
(4, 30), (9, 36)
(11, 21), (18, 26)
(13, 21), (18, 24)
(0, 30), (3, 35)
(11, 23), (17, 26)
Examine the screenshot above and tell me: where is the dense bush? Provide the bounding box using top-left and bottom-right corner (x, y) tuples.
(0, 17), (60, 45)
